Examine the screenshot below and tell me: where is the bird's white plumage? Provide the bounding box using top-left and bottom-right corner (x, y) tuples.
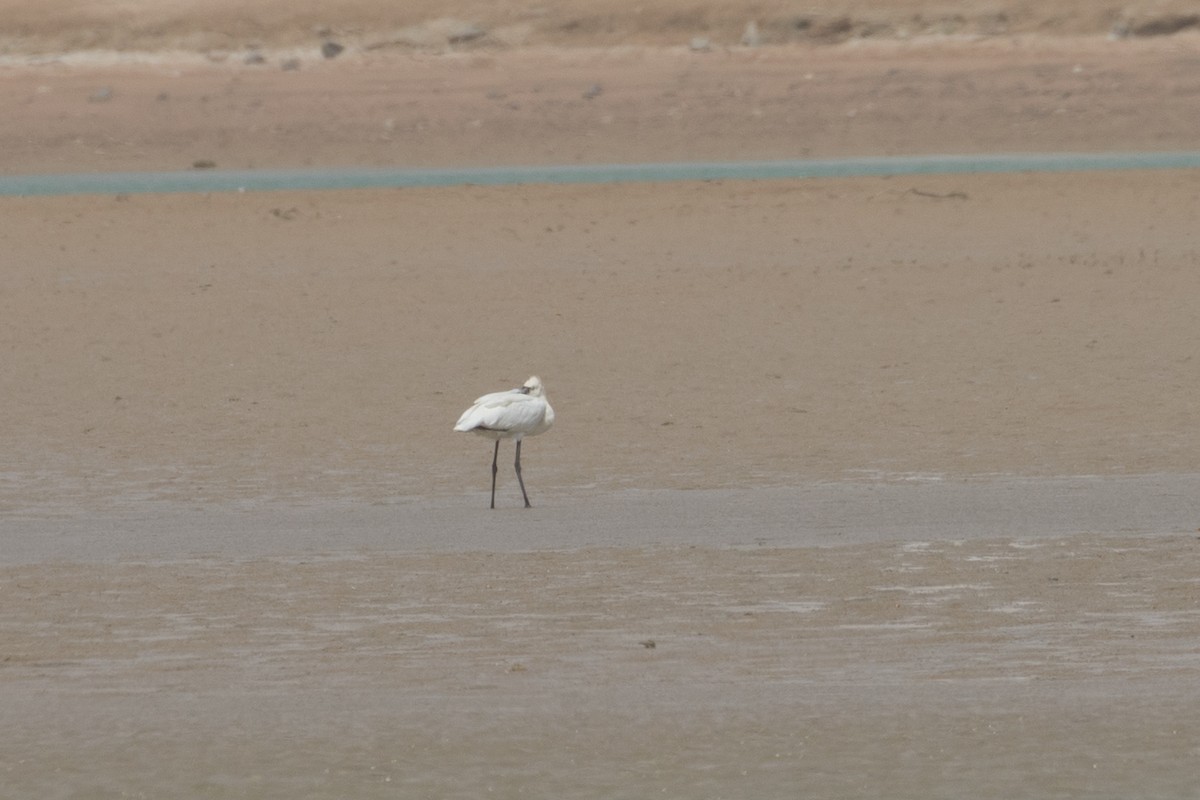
(454, 376), (555, 441)
(455, 376), (555, 508)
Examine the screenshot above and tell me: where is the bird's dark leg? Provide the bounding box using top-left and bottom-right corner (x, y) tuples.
(514, 439), (532, 508)
(490, 439), (500, 510)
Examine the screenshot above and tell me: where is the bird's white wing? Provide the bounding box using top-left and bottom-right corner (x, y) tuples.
(469, 389), (518, 407)
(455, 390), (546, 433)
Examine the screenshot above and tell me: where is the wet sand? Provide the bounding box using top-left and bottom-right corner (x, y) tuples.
(4, 171), (1200, 506)
(4, 3), (1200, 796)
(5, 521), (1200, 798)
(3, 475), (1199, 565)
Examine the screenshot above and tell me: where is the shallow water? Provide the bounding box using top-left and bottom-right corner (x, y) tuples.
(4, 151), (1200, 196)
(5, 473), (1198, 564)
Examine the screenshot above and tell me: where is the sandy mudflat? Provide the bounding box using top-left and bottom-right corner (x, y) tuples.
(3, 2), (1200, 797)
(4, 170), (1200, 508)
(5, 532), (1200, 798)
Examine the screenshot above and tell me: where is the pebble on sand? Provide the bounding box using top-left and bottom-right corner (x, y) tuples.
(741, 20), (762, 47)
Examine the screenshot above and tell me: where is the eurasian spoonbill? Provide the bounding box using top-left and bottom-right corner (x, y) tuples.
(454, 376), (555, 508)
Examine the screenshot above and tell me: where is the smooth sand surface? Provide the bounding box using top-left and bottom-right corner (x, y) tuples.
(4, 171), (1200, 506)
(3, 4), (1200, 797)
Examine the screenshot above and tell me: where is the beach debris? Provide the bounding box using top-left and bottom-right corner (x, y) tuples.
(243, 51), (266, 65)
(805, 15), (854, 42)
(1129, 14), (1199, 37)
(321, 40), (345, 59)
(639, 640), (657, 649)
(583, 83), (604, 100)
(741, 20), (762, 47)
(281, 58), (301, 71)
(447, 22), (487, 44)
(689, 36), (711, 52)
(908, 188), (969, 201)
(365, 18), (486, 50)
(192, 159), (217, 170)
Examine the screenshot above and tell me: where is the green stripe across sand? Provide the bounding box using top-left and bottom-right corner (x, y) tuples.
(4, 151), (1200, 196)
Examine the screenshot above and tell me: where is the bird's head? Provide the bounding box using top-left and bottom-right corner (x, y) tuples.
(521, 376), (544, 396)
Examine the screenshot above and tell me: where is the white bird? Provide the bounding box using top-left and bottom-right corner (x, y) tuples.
(454, 376), (555, 508)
